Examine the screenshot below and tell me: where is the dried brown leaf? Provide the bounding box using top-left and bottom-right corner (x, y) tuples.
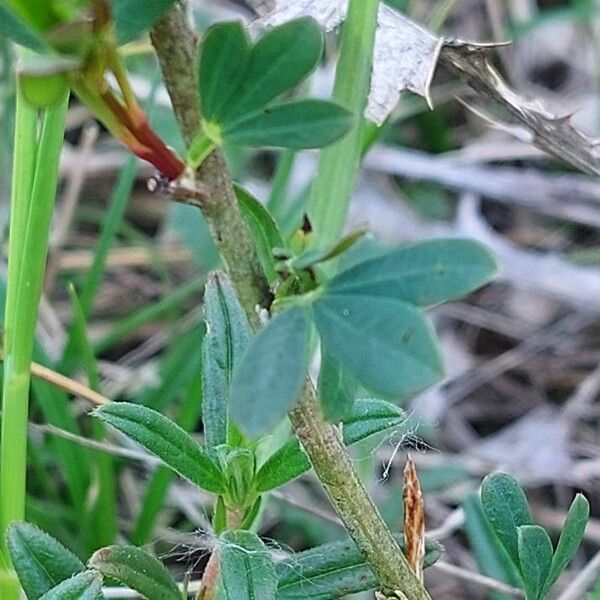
(403, 454), (425, 583)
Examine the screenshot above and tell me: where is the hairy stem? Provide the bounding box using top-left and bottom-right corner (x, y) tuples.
(151, 5), (429, 598)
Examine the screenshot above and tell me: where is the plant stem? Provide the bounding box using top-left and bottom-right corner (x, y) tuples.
(0, 89), (69, 599)
(307, 0), (380, 246)
(151, 6), (429, 598)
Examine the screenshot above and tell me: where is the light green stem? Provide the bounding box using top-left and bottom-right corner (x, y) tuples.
(0, 89), (69, 599)
(307, 0), (380, 246)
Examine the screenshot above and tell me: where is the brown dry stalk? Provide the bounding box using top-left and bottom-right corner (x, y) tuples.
(441, 43), (600, 176)
(403, 454), (425, 583)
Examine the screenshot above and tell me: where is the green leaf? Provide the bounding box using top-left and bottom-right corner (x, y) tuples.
(225, 17), (323, 121)
(222, 100), (353, 150)
(7, 522), (85, 600)
(38, 571), (103, 600)
(255, 439), (311, 492)
(0, 6), (48, 52)
(481, 473), (533, 568)
(89, 545), (180, 600)
(95, 402), (226, 493)
(276, 534), (441, 600)
(313, 293), (443, 397)
(541, 494), (589, 596)
(318, 348), (357, 422)
(218, 530), (277, 600)
(463, 494), (522, 600)
(230, 307), (312, 437)
(342, 398), (406, 445)
(202, 270), (252, 450)
(327, 238), (497, 307)
(199, 21), (251, 123)
(255, 398), (406, 492)
(109, 0), (177, 44)
(235, 185), (285, 284)
(518, 525), (552, 600)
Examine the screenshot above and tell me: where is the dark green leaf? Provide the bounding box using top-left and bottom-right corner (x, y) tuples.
(0, 6), (48, 52)
(327, 238), (497, 307)
(230, 307), (312, 437)
(223, 100), (352, 150)
(235, 185), (285, 284)
(226, 17), (323, 120)
(463, 494), (522, 600)
(7, 522), (85, 600)
(38, 571), (103, 600)
(541, 494), (589, 596)
(276, 534), (441, 600)
(199, 21), (251, 123)
(481, 473), (532, 568)
(518, 525), (552, 600)
(218, 530), (277, 600)
(95, 402), (226, 493)
(318, 348), (356, 422)
(342, 398), (406, 445)
(255, 439), (311, 492)
(89, 545), (180, 600)
(313, 293), (443, 397)
(255, 398), (406, 492)
(110, 0), (177, 44)
(202, 271), (252, 450)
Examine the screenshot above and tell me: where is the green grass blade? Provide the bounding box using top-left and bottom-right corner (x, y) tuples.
(67, 284), (117, 552)
(307, 0), (380, 247)
(1, 89), (69, 600)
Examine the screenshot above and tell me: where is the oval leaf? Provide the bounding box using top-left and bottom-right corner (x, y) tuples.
(110, 0), (177, 44)
(225, 17), (323, 121)
(276, 534), (441, 600)
(218, 530), (276, 600)
(313, 293), (443, 397)
(230, 307), (312, 438)
(518, 525), (553, 600)
(481, 473), (532, 568)
(7, 522), (86, 600)
(39, 571), (103, 600)
(318, 347), (357, 423)
(202, 270), (252, 450)
(463, 494), (523, 592)
(327, 238), (497, 307)
(541, 494), (589, 596)
(199, 21), (252, 123)
(95, 402), (226, 493)
(89, 545), (180, 600)
(222, 100), (353, 150)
